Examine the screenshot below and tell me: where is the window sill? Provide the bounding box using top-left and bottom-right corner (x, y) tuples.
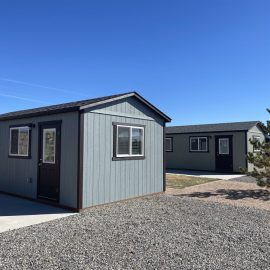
(8, 155), (31, 159)
(189, 151), (209, 153)
(112, 156), (145, 161)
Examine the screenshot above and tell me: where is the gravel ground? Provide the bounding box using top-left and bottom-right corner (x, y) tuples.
(229, 176), (257, 183)
(0, 195), (269, 270)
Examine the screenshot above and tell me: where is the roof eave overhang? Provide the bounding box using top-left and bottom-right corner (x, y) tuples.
(252, 122), (267, 134)
(0, 107), (80, 122)
(166, 129), (250, 135)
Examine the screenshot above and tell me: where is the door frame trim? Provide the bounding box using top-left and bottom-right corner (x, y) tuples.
(215, 135), (233, 172)
(37, 120), (62, 203)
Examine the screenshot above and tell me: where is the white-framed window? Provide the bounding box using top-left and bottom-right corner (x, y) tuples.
(9, 126), (30, 157)
(115, 124), (144, 158)
(190, 137), (208, 152)
(252, 136), (261, 152)
(165, 137), (173, 152)
(219, 138), (229, 155)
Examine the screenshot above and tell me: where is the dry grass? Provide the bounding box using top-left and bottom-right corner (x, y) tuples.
(166, 173), (218, 189)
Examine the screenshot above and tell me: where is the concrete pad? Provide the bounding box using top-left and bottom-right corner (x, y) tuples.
(0, 193), (76, 233)
(167, 169), (245, 180)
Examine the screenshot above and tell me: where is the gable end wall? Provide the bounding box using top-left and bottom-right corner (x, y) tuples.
(82, 97), (165, 208)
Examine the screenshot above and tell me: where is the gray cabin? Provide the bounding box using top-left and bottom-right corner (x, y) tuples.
(0, 92), (171, 211)
(165, 121), (265, 173)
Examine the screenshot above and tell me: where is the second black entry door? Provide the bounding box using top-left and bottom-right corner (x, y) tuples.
(215, 135), (233, 172)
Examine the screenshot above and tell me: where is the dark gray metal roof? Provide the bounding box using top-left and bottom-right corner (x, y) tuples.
(0, 91), (171, 122)
(0, 92), (126, 121)
(166, 121), (260, 134)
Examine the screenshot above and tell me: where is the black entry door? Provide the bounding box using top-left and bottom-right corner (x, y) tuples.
(37, 121), (61, 202)
(215, 136), (233, 172)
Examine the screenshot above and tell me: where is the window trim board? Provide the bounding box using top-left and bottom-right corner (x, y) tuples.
(9, 123), (35, 128)
(112, 122), (145, 160)
(189, 136), (209, 153)
(8, 125), (32, 158)
(116, 125), (144, 157)
(112, 156), (145, 161)
(112, 122), (145, 128)
(165, 137), (173, 152)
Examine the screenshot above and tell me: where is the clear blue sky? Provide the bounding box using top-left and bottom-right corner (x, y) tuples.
(0, 0), (269, 125)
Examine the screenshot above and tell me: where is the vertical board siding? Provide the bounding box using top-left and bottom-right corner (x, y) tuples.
(0, 112), (78, 208)
(82, 97), (164, 208)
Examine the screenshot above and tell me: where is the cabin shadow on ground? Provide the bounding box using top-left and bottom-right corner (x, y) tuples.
(176, 189), (270, 201)
(0, 193), (71, 216)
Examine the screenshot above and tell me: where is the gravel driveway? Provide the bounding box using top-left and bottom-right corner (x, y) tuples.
(0, 195), (269, 270)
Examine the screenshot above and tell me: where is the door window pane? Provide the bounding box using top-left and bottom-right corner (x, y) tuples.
(132, 128), (143, 155)
(117, 126), (130, 155)
(43, 128), (56, 163)
(219, 138), (229, 155)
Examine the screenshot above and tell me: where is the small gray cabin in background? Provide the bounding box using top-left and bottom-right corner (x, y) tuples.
(0, 92), (170, 211)
(165, 121), (265, 173)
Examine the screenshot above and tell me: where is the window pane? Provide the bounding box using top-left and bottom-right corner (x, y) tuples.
(117, 127), (130, 155)
(253, 136), (260, 151)
(219, 138), (229, 155)
(190, 138), (198, 151)
(19, 128), (29, 155)
(199, 138), (207, 151)
(10, 129), (19, 155)
(132, 128), (143, 155)
(43, 129), (56, 163)
(166, 138), (172, 151)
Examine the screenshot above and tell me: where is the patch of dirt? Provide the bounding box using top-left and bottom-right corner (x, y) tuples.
(166, 180), (270, 211)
